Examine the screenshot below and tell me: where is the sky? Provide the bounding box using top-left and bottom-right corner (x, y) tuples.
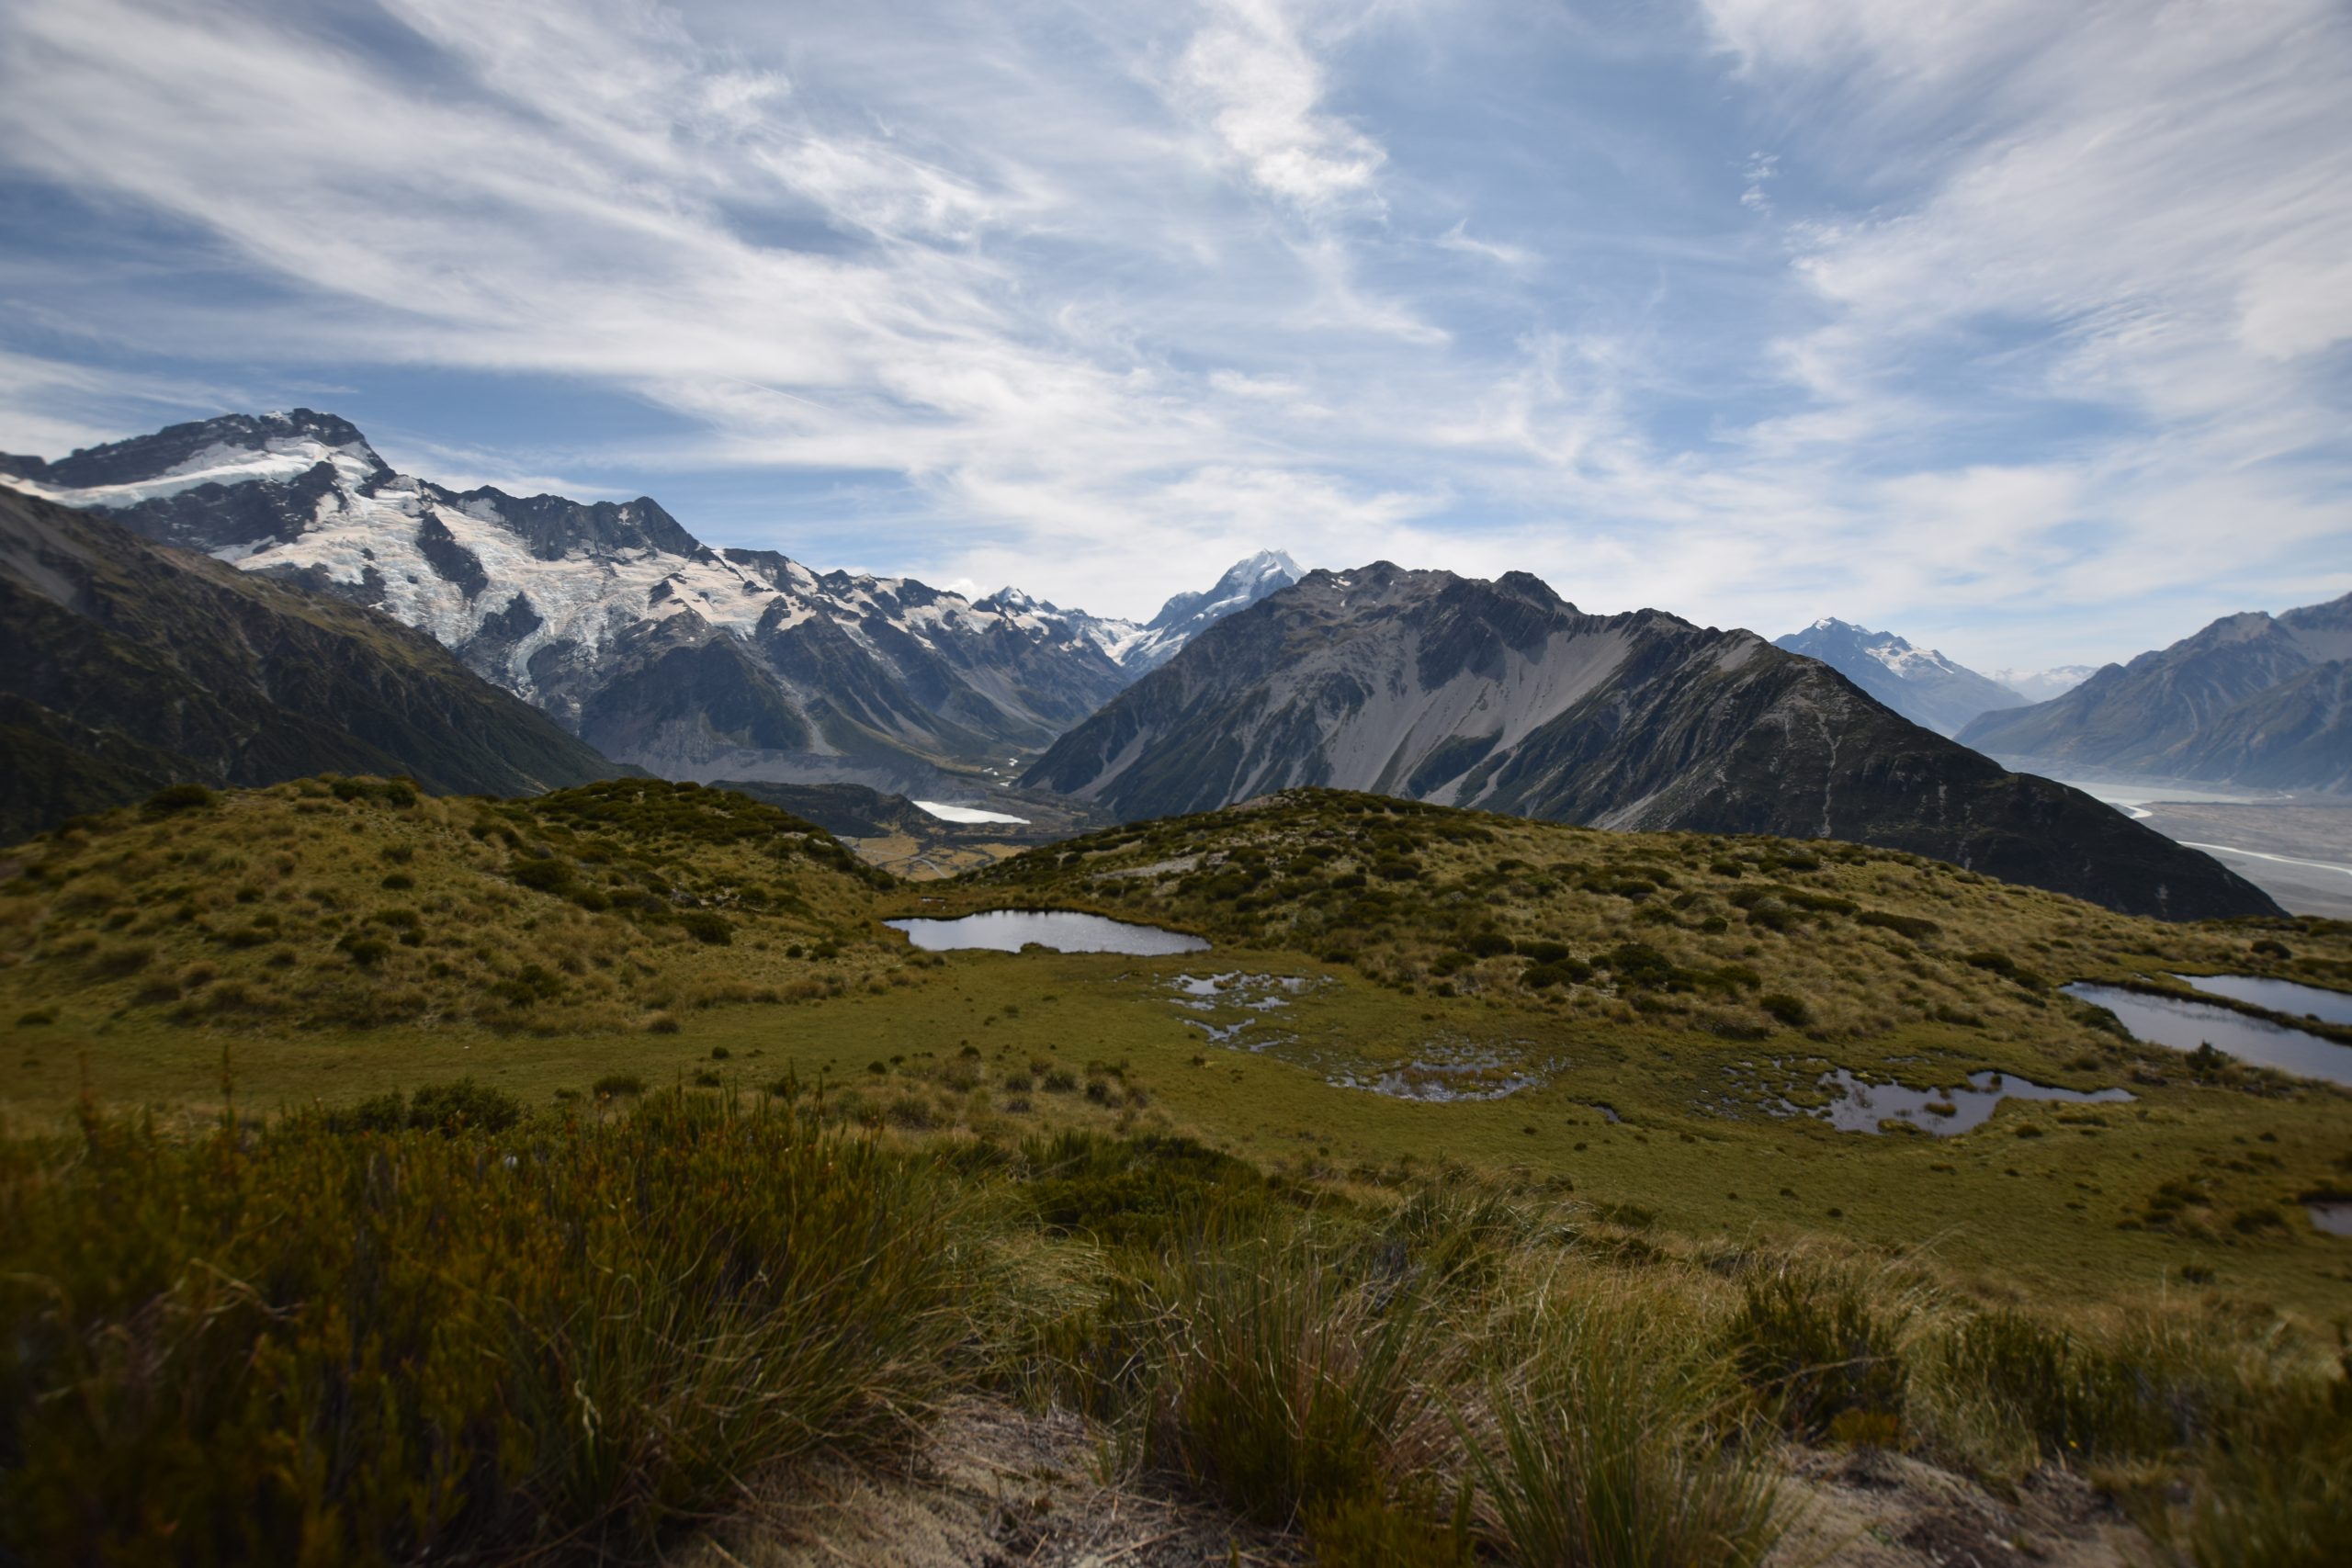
(0, 0), (2346, 669)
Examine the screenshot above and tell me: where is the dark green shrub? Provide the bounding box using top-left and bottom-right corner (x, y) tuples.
(1758, 993), (1811, 1028)
(1963, 951), (2047, 989)
(1858, 909), (1940, 941)
(510, 854), (575, 893)
(1020, 1132), (1269, 1247)
(337, 934), (391, 967)
(1725, 1269), (1906, 1439)
(0, 1097), (956, 1563)
(1939, 1311), (2189, 1461)
(406, 1079), (523, 1134)
(141, 783), (217, 815)
(676, 911), (732, 946)
(593, 1072), (646, 1098)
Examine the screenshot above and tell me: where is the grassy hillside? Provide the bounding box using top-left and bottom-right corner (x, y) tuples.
(1, 777), (893, 1044)
(4, 781), (2350, 1563)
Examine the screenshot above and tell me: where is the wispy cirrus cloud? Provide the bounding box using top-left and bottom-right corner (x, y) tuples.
(0, 0), (2342, 666)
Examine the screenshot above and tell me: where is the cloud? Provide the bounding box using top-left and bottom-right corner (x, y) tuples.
(0, 0), (2341, 663)
(1434, 220), (1536, 270)
(1168, 0), (1387, 211)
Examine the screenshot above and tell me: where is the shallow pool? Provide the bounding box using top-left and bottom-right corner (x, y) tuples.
(1798, 1068), (2133, 1135)
(2173, 974), (2352, 1028)
(2063, 983), (2352, 1087)
(886, 909), (1209, 955)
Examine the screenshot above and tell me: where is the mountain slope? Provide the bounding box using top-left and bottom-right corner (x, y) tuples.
(1023, 563), (2278, 919)
(1958, 592), (2352, 792)
(2, 412), (1286, 792)
(0, 484), (620, 840)
(1773, 617), (2025, 735)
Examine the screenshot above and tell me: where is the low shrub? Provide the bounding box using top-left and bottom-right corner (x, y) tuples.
(1724, 1267), (1907, 1439)
(1934, 1310), (2190, 1461)
(0, 1096), (958, 1563)
(141, 783), (217, 815)
(1020, 1132), (1271, 1247)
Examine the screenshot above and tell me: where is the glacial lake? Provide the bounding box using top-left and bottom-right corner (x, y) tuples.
(2173, 974), (2352, 1027)
(886, 909), (1209, 955)
(2063, 983), (2352, 1087)
(1800, 1068), (2133, 1135)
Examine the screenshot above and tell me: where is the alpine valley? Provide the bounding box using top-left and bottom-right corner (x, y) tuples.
(0, 410), (2289, 922)
(1962, 589), (2352, 795)
(0, 411), (1299, 798)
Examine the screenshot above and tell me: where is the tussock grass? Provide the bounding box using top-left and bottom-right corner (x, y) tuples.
(0, 1092), (961, 1563)
(0, 776), (899, 1037)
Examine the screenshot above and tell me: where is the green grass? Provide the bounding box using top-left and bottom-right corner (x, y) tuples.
(6, 781), (2352, 1560)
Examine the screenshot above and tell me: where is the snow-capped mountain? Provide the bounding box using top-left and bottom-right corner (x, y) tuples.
(1111, 550), (1302, 673)
(1772, 618), (2027, 736)
(1982, 665), (2097, 704)
(0, 411), (1286, 792)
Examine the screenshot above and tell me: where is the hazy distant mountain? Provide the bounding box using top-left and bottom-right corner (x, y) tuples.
(1773, 618), (2026, 735)
(0, 483), (618, 840)
(2, 412), (1284, 792)
(1983, 665), (2097, 704)
(1960, 592), (2352, 794)
(1024, 562), (2276, 919)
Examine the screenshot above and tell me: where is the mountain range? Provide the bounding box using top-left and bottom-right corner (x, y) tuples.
(1026, 563), (2278, 919)
(0, 483), (617, 841)
(1, 409), (2291, 919)
(1960, 591), (2352, 794)
(0, 412), (1297, 795)
(1772, 617), (2026, 736)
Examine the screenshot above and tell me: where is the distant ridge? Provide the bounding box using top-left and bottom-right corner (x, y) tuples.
(1773, 617), (2025, 736)
(1026, 562), (2279, 919)
(0, 483), (621, 841)
(1961, 591), (2352, 794)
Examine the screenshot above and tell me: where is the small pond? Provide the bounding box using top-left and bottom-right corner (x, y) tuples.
(2309, 1202), (2352, 1238)
(886, 910), (1209, 955)
(2063, 983), (2352, 1088)
(1324, 1035), (1555, 1102)
(1796, 1068), (2134, 1135)
(2173, 974), (2352, 1028)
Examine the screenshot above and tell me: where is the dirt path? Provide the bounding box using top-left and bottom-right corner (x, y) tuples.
(673, 1402), (2155, 1568)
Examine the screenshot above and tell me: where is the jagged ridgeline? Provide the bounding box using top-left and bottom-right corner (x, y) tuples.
(1, 411), (1300, 795)
(0, 485), (620, 840)
(1, 778), (896, 1033)
(1024, 563), (2280, 921)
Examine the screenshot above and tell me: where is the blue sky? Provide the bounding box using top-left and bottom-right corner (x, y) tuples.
(0, 0), (2346, 668)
